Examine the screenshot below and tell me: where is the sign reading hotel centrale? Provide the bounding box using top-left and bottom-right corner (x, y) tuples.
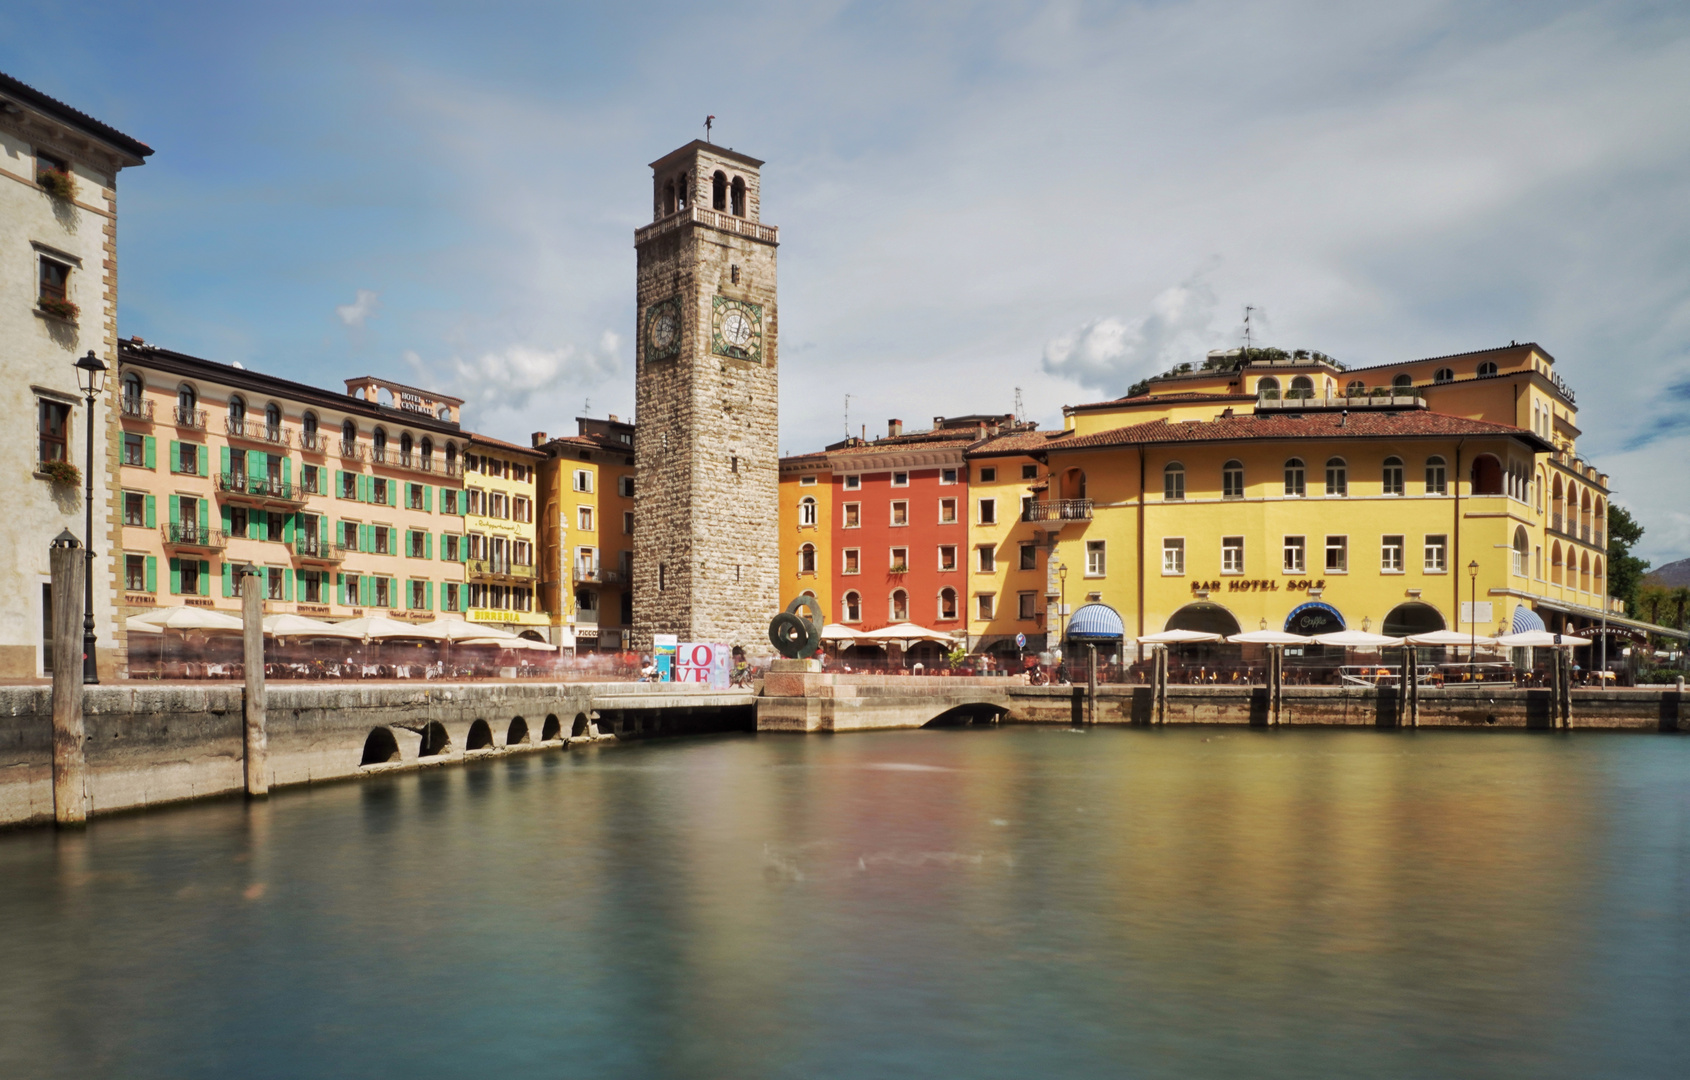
(1192, 579), (1327, 593)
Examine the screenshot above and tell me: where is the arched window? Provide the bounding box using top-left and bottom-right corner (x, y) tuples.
(938, 587), (958, 621)
(420, 437), (433, 467)
(1513, 526), (1529, 576)
(1424, 455), (1447, 495)
(731, 176), (746, 216)
(400, 432), (413, 463)
(1551, 542), (1564, 584)
(1382, 456), (1404, 495)
(890, 589), (909, 621)
(663, 179), (676, 216)
(843, 591), (861, 623)
(1477, 361), (1498, 376)
(1580, 550), (1591, 592)
(799, 543), (816, 574)
(1345, 380), (1365, 397)
(712, 170), (727, 211)
(1325, 457), (1347, 497)
(1594, 556), (1605, 594)
(265, 403), (281, 439)
(177, 384), (197, 422)
(1470, 454), (1503, 495)
(1594, 497), (1605, 546)
(1222, 460), (1244, 500)
(1284, 458), (1306, 497)
(445, 442), (458, 471)
(436, 404), (451, 421)
(677, 173), (689, 211)
(1289, 375), (1314, 399)
(799, 496), (817, 527)
(302, 411), (318, 440)
(1063, 468), (1087, 501)
(341, 419), (356, 451)
(1163, 462), (1185, 501)
(1434, 367), (1454, 383)
(122, 373), (144, 412)
(228, 394), (246, 434)
(1256, 376), (1281, 400)
(1552, 475), (1565, 530)
(373, 428), (386, 457)
(1391, 374), (1413, 390)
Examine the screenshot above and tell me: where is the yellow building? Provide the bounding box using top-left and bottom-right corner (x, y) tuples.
(962, 434), (1058, 656)
(778, 452), (831, 620)
(535, 416), (637, 651)
(463, 433), (546, 637)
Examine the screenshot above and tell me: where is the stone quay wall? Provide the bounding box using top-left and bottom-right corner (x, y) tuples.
(0, 682), (756, 829)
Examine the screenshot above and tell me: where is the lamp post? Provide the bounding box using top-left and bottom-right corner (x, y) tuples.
(1055, 561), (1069, 660)
(1468, 559), (1480, 684)
(73, 350), (107, 685)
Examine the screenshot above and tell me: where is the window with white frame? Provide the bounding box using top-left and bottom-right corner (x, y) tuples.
(938, 588), (958, 621)
(842, 591), (861, 622)
(1325, 458), (1347, 497)
(1284, 458), (1306, 497)
(578, 506), (594, 531)
(1425, 456), (1447, 495)
(843, 503), (860, 528)
(889, 547), (909, 572)
(1381, 535), (1404, 572)
(938, 545), (957, 571)
(1382, 457), (1405, 496)
(939, 497), (957, 524)
(890, 589), (909, 621)
(1085, 540), (1106, 576)
(892, 471), (908, 487)
(890, 500), (908, 526)
(799, 496), (817, 527)
(978, 498), (997, 525)
(799, 475), (817, 487)
(941, 468), (957, 485)
(1283, 535), (1306, 573)
(799, 543), (816, 574)
(977, 593), (995, 620)
(1425, 534), (1448, 572)
(1163, 463), (1185, 501)
(1223, 460), (1244, 500)
(843, 474), (860, 490)
(1325, 535), (1348, 573)
(977, 545), (996, 572)
(573, 470), (593, 492)
(1162, 537), (1185, 575)
(842, 548), (860, 574)
(1222, 536), (1244, 574)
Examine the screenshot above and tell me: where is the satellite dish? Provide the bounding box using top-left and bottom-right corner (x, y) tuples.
(232, 361), (246, 370)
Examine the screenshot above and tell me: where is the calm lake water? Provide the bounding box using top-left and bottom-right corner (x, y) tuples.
(1, 727), (1686, 1079)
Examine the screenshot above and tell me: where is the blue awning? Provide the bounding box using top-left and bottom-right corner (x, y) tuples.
(1511, 605), (1546, 633)
(1067, 603), (1125, 641)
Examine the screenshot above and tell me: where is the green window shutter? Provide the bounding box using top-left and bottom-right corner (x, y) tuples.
(248, 450), (264, 477)
(198, 560), (211, 596)
(197, 445), (208, 476)
(221, 505), (233, 534)
(144, 436), (156, 469)
(336, 470), (345, 497)
(336, 573), (345, 605)
(146, 555), (157, 593)
(170, 440), (180, 472)
(145, 494), (156, 528)
(363, 575), (373, 607)
(198, 500), (209, 534)
(426, 532), (434, 559)
(283, 514), (295, 544)
(427, 580), (435, 611)
(220, 445), (231, 478)
(169, 557), (181, 594)
(284, 568), (294, 602)
(362, 524), (372, 553)
(357, 474), (368, 502)
(258, 511), (271, 542)
(424, 485), (434, 512)
(283, 457), (292, 485)
(169, 495), (180, 526)
(222, 561), (232, 598)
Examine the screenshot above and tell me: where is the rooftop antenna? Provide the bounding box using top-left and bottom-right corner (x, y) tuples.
(583, 397), (590, 416)
(704, 115), (715, 143)
(1243, 305), (1256, 354)
(844, 393), (851, 438)
(1014, 386), (1025, 423)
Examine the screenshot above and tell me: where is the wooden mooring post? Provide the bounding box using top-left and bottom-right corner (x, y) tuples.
(49, 534), (88, 826)
(240, 568), (269, 797)
(1086, 644), (1097, 725)
(1152, 647), (1168, 725)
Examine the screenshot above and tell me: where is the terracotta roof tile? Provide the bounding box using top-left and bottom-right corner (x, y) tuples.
(467, 431), (547, 457)
(1049, 411), (1553, 452)
(1068, 390), (1253, 412)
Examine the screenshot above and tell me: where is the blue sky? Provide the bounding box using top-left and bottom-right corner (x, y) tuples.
(6, 1), (1690, 561)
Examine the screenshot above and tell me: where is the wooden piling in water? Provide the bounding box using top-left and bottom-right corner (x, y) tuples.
(241, 571), (269, 797)
(1086, 645), (1097, 725)
(49, 542), (87, 826)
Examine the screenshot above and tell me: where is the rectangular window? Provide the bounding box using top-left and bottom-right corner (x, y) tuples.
(1022, 464), (1038, 480)
(344, 574), (360, 605)
(1283, 536), (1306, 573)
(122, 432), (145, 466)
(843, 475), (860, 490)
(39, 256), (70, 304)
(574, 469), (593, 492)
(799, 475), (817, 487)
(301, 571), (323, 604)
(977, 593), (996, 620)
(374, 526), (390, 555)
(467, 488), (484, 515)
(890, 500), (908, 526)
(342, 521), (358, 550)
(443, 583), (460, 612)
(979, 467), (997, 483)
(409, 530), (425, 558)
(978, 545), (996, 572)
(125, 554), (146, 592)
(411, 580), (426, 609)
(941, 468), (957, 485)
(1162, 537), (1185, 575)
(842, 548), (860, 574)
(1018, 592), (1037, 619)
(618, 475), (635, 497)
(177, 441), (198, 475)
(1019, 542), (1036, 571)
(408, 483), (424, 510)
(267, 567), (284, 601)
(1325, 535), (1348, 573)
(843, 503), (861, 528)
(514, 540), (532, 566)
(180, 560), (201, 595)
(978, 498), (997, 525)
(444, 534), (461, 562)
(514, 497), (531, 523)
(939, 498), (957, 524)
(441, 489), (459, 515)
(938, 545), (957, 572)
(374, 577), (390, 608)
(1425, 534), (1448, 573)
(490, 492), (508, 519)
(892, 471), (908, 487)
(579, 506), (595, 532)
(889, 547), (909, 572)
(1382, 535), (1405, 573)
(1086, 540), (1106, 576)
(38, 400), (69, 463)
(303, 464), (320, 494)
(124, 492), (146, 527)
(372, 478), (389, 506)
(1222, 536), (1244, 574)
(341, 471), (357, 499)
(623, 510), (634, 534)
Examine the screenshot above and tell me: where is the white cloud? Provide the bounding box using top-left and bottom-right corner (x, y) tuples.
(335, 289), (380, 327)
(1041, 278), (1222, 397)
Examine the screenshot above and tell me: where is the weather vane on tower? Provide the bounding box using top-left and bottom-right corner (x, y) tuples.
(704, 115), (715, 143)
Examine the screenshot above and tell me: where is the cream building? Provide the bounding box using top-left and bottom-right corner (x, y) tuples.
(0, 72), (151, 677)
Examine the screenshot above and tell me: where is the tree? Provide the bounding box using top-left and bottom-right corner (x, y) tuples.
(1607, 504), (1649, 613)
(1673, 586), (1690, 630)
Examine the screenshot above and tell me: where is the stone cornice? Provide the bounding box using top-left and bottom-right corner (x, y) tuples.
(634, 205), (779, 248)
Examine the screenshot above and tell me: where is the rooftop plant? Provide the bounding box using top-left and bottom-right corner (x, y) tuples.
(37, 167), (75, 200)
(37, 296), (79, 322)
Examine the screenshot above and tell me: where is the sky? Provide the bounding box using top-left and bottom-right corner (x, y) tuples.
(5, 1), (1689, 562)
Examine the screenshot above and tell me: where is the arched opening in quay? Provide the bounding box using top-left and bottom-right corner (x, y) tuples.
(507, 717), (530, 746)
(359, 727), (401, 766)
(465, 719), (494, 751)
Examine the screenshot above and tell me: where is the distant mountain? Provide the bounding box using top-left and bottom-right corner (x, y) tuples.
(1644, 558), (1690, 587)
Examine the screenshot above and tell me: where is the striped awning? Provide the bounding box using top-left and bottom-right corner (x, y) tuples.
(1067, 603), (1125, 641)
(1511, 605), (1546, 634)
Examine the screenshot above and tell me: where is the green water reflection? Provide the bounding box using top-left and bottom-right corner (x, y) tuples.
(0, 728), (1685, 1078)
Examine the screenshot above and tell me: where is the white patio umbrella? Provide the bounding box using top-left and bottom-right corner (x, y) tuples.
(262, 613), (361, 639)
(1225, 629), (1307, 645)
(1495, 630), (1592, 648)
(461, 636), (557, 652)
(1404, 629), (1499, 647)
(334, 615), (452, 641)
(859, 622), (957, 645)
(821, 623), (867, 641)
(431, 616), (518, 642)
(125, 614), (164, 634)
(1138, 629), (1224, 645)
(137, 606), (246, 632)
(1311, 629), (1405, 649)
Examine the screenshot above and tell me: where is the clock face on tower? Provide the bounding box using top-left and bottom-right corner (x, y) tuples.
(711, 296), (763, 363)
(644, 297), (682, 361)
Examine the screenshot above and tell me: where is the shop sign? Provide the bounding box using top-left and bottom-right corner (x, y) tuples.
(1285, 602), (1344, 636)
(1192, 579), (1327, 593)
(676, 643), (732, 689)
(469, 608), (520, 623)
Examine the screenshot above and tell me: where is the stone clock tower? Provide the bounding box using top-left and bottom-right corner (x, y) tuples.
(632, 140), (780, 651)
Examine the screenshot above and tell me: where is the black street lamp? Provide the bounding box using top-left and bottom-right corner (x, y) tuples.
(1468, 559), (1480, 684)
(74, 350), (107, 685)
(1056, 561), (1069, 656)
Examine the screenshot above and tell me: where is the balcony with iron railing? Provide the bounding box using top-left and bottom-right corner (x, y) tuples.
(339, 440), (366, 461)
(160, 524), (227, 550)
(1256, 390), (1425, 410)
(173, 406), (208, 430)
(1022, 499), (1094, 522)
(468, 559), (537, 582)
(289, 536), (347, 563)
(225, 417), (292, 446)
(298, 431), (329, 454)
(215, 473), (309, 508)
(574, 565), (627, 586)
(120, 397), (154, 421)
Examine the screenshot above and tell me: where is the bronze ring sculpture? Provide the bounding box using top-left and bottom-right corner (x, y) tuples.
(769, 594), (824, 658)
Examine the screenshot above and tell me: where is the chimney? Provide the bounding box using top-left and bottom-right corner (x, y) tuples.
(608, 414), (619, 423)
(888, 419), (903, 437)
(531, 431), (548, 447)
(129, 335), (144, 344)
